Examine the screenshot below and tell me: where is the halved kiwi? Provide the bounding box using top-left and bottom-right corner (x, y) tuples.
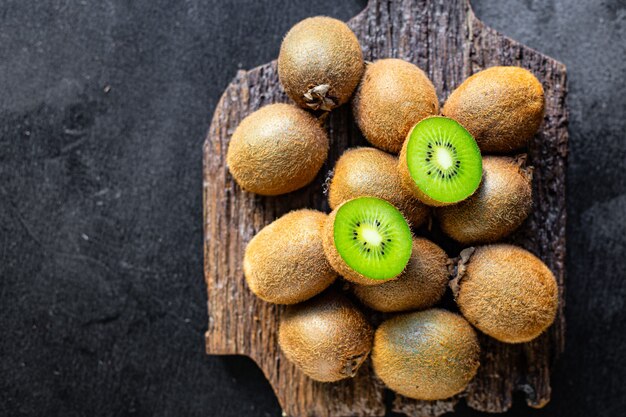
(328, 147), (429, 228)
(278, 16), (364, 111)
(399, 116), (482, 207)
(352, 238), (449, 312)
(436, 156), (533, 244)
(278, 291), (373, 382)
(372, 309), (480, 400)
(322, 197), (413, 286)
(452, 245), (559, 343)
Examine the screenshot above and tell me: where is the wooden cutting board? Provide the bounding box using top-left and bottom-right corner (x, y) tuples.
(203, 0), (568, 415)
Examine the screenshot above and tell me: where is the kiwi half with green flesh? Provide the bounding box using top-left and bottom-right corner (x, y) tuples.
(399, 116), (483, 207)
(442, 66), (545, 153)
(372, 309), (480, 400)
(436, 155), (533, 244)
(322, 197), (413, 286)
(352, 59), (439, 153)
(328, 147), (429, 228)
(352, 238), (449, 312)
(226, 103), (328, 196)
(278, 291), (374, 382)
(278, 16), (364, 111)
(452, 245), (558, 344)
(243, 210), (337, 305)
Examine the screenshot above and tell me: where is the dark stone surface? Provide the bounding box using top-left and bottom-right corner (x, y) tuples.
(0, 1), (623, 416)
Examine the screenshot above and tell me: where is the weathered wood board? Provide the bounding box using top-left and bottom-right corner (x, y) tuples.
(203, 0), (568, 415)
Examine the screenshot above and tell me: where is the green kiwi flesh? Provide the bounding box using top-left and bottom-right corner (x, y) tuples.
(226, 103), (328, 196)
(372, 309), (480, 400)
(278, 291), (374, 382)
(243, 210), (337, 304)
(322, 197), (413, 285)
(278, 16), (364, 111)
(328, 147), (429, 228)
(452, 244), (559, 343)
(436, 156), (533, 244)
(352, 238), (449, 312)
(399, 116), (482, 206)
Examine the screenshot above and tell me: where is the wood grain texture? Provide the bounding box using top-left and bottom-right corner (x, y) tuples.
(203, 0), (567, 416)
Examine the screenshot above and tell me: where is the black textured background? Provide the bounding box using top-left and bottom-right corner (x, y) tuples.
(1, 1), (624, 416)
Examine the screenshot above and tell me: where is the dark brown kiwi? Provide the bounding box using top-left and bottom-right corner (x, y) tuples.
(328, 147), (429, 228)
(243, 210), (337, 304)
(352, 238), (449, 312)
(278, 291), (374, 382)
(436, 155), (533, 244)
(226, 103), (328, 196)
(278, 16), (364, 111)
(352, 58), (439, 153)
(372, 309), (480, 400)
(451, 245), (559, 343)
(442, 66), (545, 152)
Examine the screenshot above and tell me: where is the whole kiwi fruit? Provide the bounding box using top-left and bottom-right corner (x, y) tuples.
(226, 103), (328, 196)
(243, 210), (337, 304)
(372, 309), (480, 400)
(278, 291), (374, 382)
(436, 155), (533, 244)
(352, 59), (439, 153)
(452, 245), (559, 343)
(442, 66), (545, 152)
(328, 147), (429, 228)
(278, 16), (364, 111)
(352, 238), (449, 312)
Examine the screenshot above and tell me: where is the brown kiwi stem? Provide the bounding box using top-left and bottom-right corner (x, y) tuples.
(303, 84), (337, 111)
(514, 153), (535, 182)
(448, 247), (476, 297)
(342, 352), (368, 378)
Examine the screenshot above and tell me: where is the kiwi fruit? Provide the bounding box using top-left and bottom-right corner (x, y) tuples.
(226, 103), (328, 196)
(352, 59), (439, 153)
(372, 309), (480, 400)
(436, 156), (533, 244)
(352, 238), (449, 312)
(243, 210), (337, 304)
(452, 244), (559, 343)
(278, 16), (364, 111)
(328, 147), (429, 228)
(442, 66), (545, 153)
(278, 291), (374, 382)
(322, 197), (413, 286)
(398, 116), (483, 207)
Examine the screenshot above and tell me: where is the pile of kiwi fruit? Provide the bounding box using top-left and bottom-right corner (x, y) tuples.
(226, 16), (559, 402)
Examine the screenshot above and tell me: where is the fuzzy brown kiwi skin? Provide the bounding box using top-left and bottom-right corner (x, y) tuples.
(226, 103), (328, 196)
(243, 210), (337, 305)
(278, 16), (364, 111)
(436, 156), (533, 244)
(372, 309), (480, 400)
(352, 238), (449, 312)
(321, 200), (408, 286)
(397, 122), (481, 207)
(352, 59), (439, 153)
(328, 147), (429, 228)
(452, 244), (558, 344)
(278, 291), (374, 382)
(442, 66), (545, 153)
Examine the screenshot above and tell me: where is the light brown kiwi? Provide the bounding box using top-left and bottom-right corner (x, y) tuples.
(436, 156), (533, 244)
(442, 66), (545, 152)
(243, 210), (337, 304)
(372, 309), (480, 400)
(278, 16), (364, 111)
(452, 245), (559, 344)
(328, 147), (429, 228)
(352, 59), (439, 153)
(352, 238), (449, 312)
(278, 291), (374, 382)
(226, 103), (328, 196)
